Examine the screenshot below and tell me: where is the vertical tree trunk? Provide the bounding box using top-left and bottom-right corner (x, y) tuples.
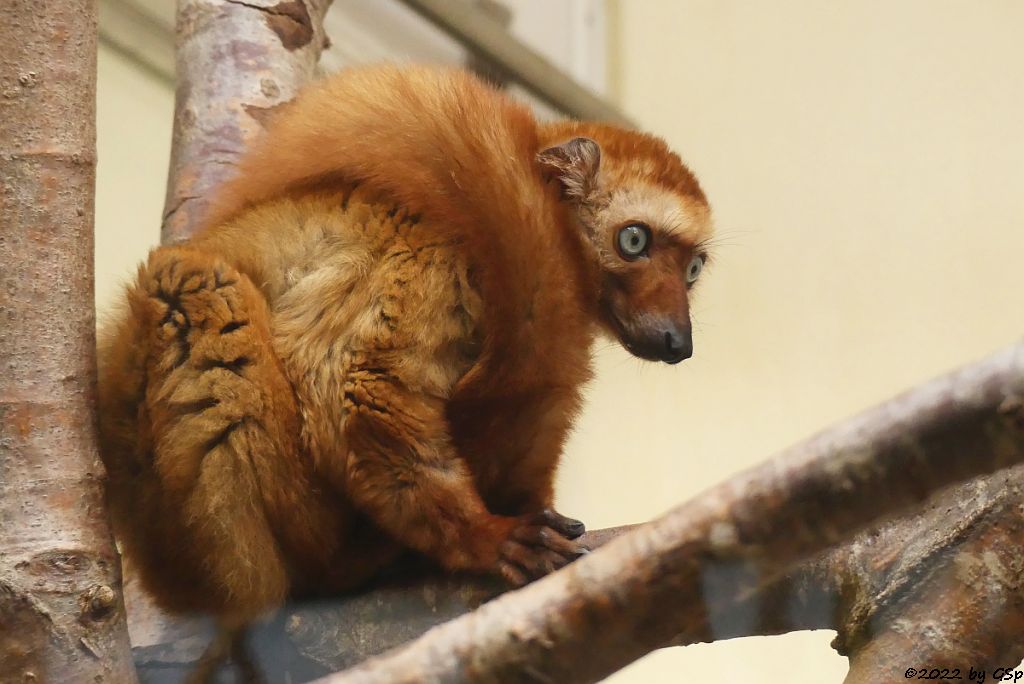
(0, 0), (138, 681)
(162, 0), (334, 243)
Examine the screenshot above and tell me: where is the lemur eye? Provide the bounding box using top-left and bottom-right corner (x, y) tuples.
(686, 255), (704, 284)
(616, 224), (650, 260)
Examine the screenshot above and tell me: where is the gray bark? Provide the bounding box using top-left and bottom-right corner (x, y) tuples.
(162, 0), (334, 243)
(313, 343), (1024, 684)
(128, 344), (1024, 683)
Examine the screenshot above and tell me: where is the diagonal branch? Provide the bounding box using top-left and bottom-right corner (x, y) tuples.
(309, 342), (1024, 684)
(129, 344), (1024, 682)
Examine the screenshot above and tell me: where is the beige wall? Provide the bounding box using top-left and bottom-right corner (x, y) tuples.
(557, 1), (1024, 681)
(95, 46), (172, 315)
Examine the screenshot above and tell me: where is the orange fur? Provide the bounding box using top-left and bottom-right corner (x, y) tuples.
(97, 65), (712, 626)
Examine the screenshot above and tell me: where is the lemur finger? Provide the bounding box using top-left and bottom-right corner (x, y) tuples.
(499, 539), (539, 570)
(530, 508), (586, 539)
(500, 538), (569, 579)
(497, 561), (528, 587)
(512, 525), (589, 560)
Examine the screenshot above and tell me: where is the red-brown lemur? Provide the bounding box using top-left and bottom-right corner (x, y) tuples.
(98, 65), (713, 638)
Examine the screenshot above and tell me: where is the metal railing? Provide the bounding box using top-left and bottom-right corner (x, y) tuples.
(396, 0), (633, 125)
(98, 0), (632, 125)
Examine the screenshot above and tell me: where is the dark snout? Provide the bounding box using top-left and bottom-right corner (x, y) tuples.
(663, 324), (693, 364)
(622, 319), (693, 364)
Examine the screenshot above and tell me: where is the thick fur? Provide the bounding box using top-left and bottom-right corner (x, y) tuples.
(98, 65), (712, 625)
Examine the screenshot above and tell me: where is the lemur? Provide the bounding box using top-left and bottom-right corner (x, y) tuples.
(98, 65), (712, 635)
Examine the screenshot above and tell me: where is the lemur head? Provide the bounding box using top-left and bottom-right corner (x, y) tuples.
(537, 123), (713, 364)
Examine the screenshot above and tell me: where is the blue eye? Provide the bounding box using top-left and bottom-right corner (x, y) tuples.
(617, 224), (650, 259)
(687, 255), (704, 284)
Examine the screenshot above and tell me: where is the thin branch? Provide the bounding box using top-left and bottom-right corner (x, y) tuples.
(128, 520), (836, 682)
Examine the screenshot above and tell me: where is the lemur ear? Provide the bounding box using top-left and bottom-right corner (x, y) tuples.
(536, 137), (601, 202)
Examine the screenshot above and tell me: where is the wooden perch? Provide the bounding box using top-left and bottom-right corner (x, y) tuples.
(274, 469), (1024, 679)
(162, 0), (333, 243)
(130, 343), (1024, 683)
(0, 0), (137, 680)
(304, 342), (1024, 684)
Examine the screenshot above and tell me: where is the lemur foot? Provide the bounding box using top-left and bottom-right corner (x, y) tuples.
(497, 509), (588, 586)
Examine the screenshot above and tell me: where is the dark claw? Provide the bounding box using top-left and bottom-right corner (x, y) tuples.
(563, 519), (585, 539)
(533, 508), (587, 539)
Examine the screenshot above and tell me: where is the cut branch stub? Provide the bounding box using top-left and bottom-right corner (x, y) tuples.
(838, 466), (1024, 682)
(163, 0), (333, 243)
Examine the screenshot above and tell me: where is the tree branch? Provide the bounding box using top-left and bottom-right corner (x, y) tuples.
(308, 342), (1024, 684)
(128, 344), (1024, 682)
(162, 0), (333, 242)
(837, 466), (1024, 682)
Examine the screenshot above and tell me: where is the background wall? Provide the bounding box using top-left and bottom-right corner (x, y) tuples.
(93, 2), (1024, 683)
(95, 46), (171, 317)
(554, 1), (1024, 682)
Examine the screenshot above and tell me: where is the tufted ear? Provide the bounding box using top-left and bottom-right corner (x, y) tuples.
(536, 137), (601, 202)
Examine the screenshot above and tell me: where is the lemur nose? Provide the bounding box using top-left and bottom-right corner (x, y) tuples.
(663, 326), (693, 364)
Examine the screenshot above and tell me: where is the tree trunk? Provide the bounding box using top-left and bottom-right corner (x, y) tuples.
(0, 0), (137, 681)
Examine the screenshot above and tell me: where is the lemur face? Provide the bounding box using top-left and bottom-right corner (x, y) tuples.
(537, 135), (712, 364)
